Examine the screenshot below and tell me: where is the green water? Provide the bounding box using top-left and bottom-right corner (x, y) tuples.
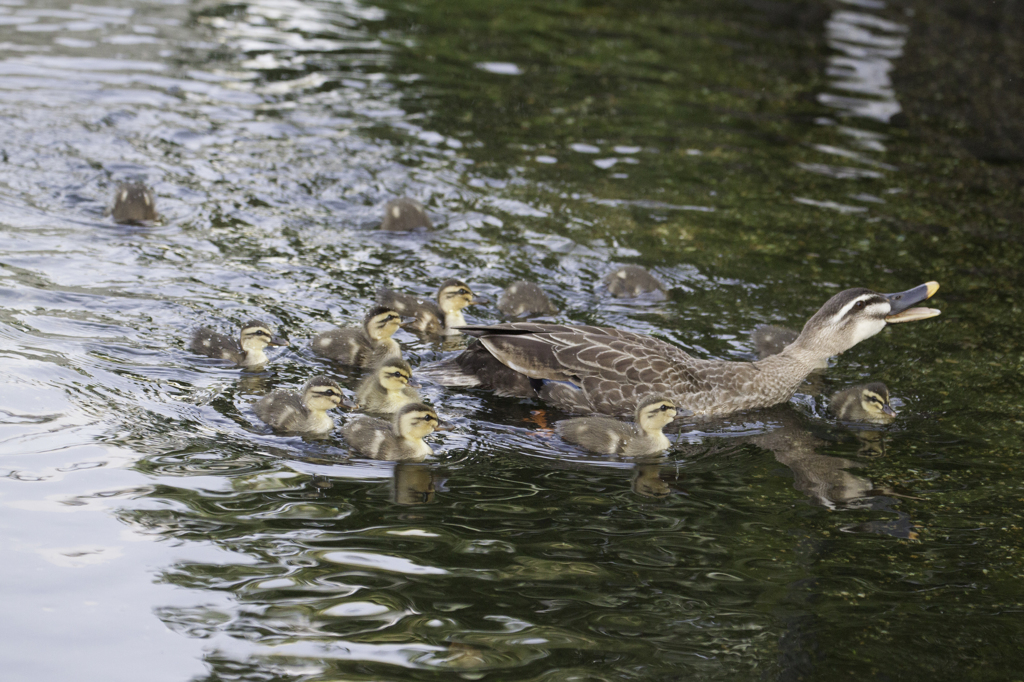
(1, 0), (1023, 679)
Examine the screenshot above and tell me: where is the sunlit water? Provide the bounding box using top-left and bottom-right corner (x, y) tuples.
(2, 0), (1023, 680)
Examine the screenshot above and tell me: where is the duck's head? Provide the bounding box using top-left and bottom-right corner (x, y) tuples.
(393, 402), (441, 440)
(363, 306), (402, 341)
(302, 376), (345, 411)
(437, 279), (478, 315)
(831, 382), (896, 424)
(239, 320), (288, 352)
(376, 358), (413, 391)
(635, 396), (678, 431)
(794, 282), (940, 357)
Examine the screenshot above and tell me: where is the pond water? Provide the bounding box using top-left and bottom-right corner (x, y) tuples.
(2, 0), (1023, 679)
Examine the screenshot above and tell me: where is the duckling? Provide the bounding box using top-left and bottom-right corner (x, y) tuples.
(112, 181), (158, 224)
(381, 197), (433, 231)
(190, 320), (287, 368)
(254, 375), (345, 435)
(829, 382), (896, 424)
(603, 265), (665, 298)
(498, 280), (558, 318)
(342, 402), (442, 461)
(428, 281), (940, 417)
(356, 357), (420, 413)
(376, 279), (478, 336)
(556, 396), (677, 456)
(310, 306), (403, 367)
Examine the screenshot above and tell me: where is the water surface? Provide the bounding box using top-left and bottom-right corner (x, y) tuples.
(2, 0), (1023, 680)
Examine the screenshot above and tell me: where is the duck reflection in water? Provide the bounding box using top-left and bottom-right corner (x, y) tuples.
(392, 463), (436, 505)
(747, 407), (917, 539)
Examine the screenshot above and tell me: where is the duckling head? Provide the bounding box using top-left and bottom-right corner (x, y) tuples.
(363, 306), (402, 342)
(376, 358), (413, 392)
(239, 320), (288, 353)
(302, 376), (345, 412)
(635, 396), (678, 432)
(793, 282), (940, 358)
(437, 279), (477, 315)
(831, 382), (896, 423)
(393, 402), (440, 440)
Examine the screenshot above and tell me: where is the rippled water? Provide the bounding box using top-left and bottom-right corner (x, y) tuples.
(2, 0), (1024, 679)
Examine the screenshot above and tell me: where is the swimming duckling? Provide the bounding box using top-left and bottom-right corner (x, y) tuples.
(498, 280), (558, 318)
(310, 306), (403, 367)
(112, 181), (158, 224)
(381, 197), (433, 231)
(254, 375), (345, 435)
(190, 320), (287, 368)
(603, 265), (665, 298)
(356, 357), (420, 413)
(829, 382), (896, 424)
(342, 402), (442, 461)
(556, 396), (678, 457)
(376, 279), (478, 336)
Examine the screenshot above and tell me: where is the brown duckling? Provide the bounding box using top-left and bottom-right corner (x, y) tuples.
(498, 280), (557, 318)
(381, 197), (433, 231)
(603, 265), (665, 298)
(112, 181), (158, 224)
(376, 279), (478, 336)
(190, 320), (287, 368)
(829, 382), (896, 424)
(356, 357), (420, 413)
(342, 402), (442, 461)
(556, 396), (678, 457)
(254, 376), (345, 435)
(310, 306), (402, 367)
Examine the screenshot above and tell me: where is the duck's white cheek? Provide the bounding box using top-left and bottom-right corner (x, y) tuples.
(846, 317), (888, 349)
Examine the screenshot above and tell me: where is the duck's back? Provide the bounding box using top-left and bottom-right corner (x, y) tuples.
(311, 327), (370, 364)
(376, 288), (443, 335)
(557, 416), (637, 455)
(343, 416), (400, 458)
(190, 327), (243, 363)
(255, 391), (309, 431)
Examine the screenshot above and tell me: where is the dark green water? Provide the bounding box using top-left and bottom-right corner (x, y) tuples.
(1, 0), (1023, 679)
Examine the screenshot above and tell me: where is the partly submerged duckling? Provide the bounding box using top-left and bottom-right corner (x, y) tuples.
(190, 320), (287, 368)
(311, 306), (402, 367)
(342, 402), (442, 461)
(829, 382), (896, 424)
(556, 396), (678, 457)
(750, 324), (800, 360)
(356, 357), (420, 413)
(381, 197), (433, 231)
(112, 181), (158, 224)
(254, 376), (345, 435)
(604, 265), (665, 298)
(498, 280), (557, 318)
(376, 279), (478, 336)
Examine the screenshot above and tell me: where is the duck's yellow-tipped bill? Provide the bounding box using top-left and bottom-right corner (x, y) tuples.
(884, 281), (941, 323)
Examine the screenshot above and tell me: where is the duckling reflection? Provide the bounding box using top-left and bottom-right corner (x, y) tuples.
(356, 357), (419, 414)
(749, 411), (873, 509)
(603, 265), (665, 298)
(376, 279), (478, 337)
(254, 376), (345, 436)
(498, 280), (557, 318)
(632, 462), (672, 498)
(311, 306), (402, 367)
(392, 463), (435, 504)
(556, 396), (677, 457)
(342, 402), (441, 461)
(380, 197), (433, 231)
(190, 319), (287, 368)
(111, 181), (158, 224)
(829, 382), (896, 424)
